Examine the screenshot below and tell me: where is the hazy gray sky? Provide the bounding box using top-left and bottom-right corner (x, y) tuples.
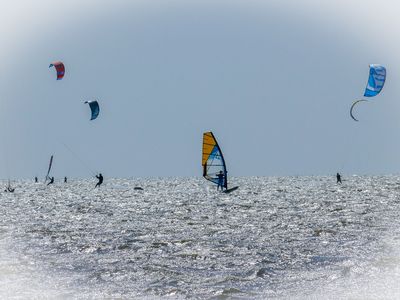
(1, 0), (400, 178)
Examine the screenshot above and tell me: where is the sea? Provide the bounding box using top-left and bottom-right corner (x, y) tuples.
(1, 176), (400, 299)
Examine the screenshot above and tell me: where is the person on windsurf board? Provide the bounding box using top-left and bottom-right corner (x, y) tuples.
(202, 132), (238, 193)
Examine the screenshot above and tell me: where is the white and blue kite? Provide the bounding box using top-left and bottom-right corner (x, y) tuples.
(364, 64), (386, 97)
(350, 64), (386, 121)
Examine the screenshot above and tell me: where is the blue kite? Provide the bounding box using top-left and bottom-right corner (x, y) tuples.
(84, 100), (100, 120)
(364, 64), (386, 97)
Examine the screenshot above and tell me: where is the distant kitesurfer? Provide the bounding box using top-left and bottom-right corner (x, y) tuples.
(64, 177), (67, 183)
(35, 177), (38, 183)
(95, 173), (103, 188)
(336, 173), (342, 184)
(47, 177), (54, 186)
(216, 171), (224, 191)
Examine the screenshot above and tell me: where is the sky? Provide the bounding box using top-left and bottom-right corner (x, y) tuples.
(1, 0), (400, 179)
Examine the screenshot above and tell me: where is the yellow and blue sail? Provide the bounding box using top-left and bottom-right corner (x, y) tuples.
(202, 132), (227, 188)
(364, 64), (386, 97)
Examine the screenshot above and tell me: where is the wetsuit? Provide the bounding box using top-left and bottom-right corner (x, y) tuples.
(216, 172), (224, 191)
(336, 173), (342, 184)
(47, 177), (54, 185)
(95, 174), (103, 188)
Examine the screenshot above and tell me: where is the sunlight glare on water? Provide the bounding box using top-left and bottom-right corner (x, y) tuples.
(0, 176), (400, 299)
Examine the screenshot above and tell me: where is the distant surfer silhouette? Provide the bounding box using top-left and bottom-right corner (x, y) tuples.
(47, 177), (54, 185)
(64, 177), (67, 183)
(336, 173), (342, 184)
(216, 171), (225, 191)
(95, 173), (103, 188)
(35, 177), (38, 183)
(5, 183), (14, 192)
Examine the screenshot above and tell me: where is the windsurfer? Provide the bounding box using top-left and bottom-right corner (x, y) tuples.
(95, 173), (103, 188)
(216, 171), (224, 191)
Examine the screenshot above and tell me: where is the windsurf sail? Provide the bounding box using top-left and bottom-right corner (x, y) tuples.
(45, 155), (54, 182)
(49, 61), (65, 80)
(364, 64), (386, 97)
(84, 100), (100, 120)
(202, 132), (228, 189)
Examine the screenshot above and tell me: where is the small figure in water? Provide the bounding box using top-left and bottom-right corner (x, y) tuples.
(64, 177), (67, 183)
(95, 173), (103, 188)
(47, 177), (54, 186)
(216, 170), (225, 191)
(336, 173), (342, 184)
(5, 183), (14, 193)
(35, 177), (38, 183)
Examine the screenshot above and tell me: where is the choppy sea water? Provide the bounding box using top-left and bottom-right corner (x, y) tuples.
(1, 176), (400, 299)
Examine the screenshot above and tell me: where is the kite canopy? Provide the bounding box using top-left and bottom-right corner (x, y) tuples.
(202, 132), (227, 189)
(84, 100), (100, 120)
(49, 61), (65, 80)
(364, 64), (386, 97)
(350, 64), (386, 122)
